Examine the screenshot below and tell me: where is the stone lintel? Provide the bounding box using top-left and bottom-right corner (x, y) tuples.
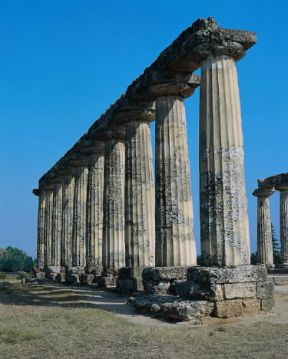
(94, 126), (126, 141)
(257, 173), (288, 190)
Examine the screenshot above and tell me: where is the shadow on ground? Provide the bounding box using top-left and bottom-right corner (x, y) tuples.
(0, 282), (137, 316)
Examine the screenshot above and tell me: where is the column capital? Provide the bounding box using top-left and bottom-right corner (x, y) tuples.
(113, 99), (155, 123)
(144, 73), (200, 99)
(276, 185), (288, 192)
(67, 154), (89, 168)
(190, 17), (256, 62)
(253, 187), (275, 198)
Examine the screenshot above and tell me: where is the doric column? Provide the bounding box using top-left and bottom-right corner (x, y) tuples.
(34, 188), (46, 270)
(72, 164), (88, 269)
(155, 94), (197, 267)
(253, 188), (274, 267)
(61, 173), (75, 269)
(279, 187), (288, 266)
(103, 136), (125, 274)
(51, 182), (62, 271)
(86, 151), (105, 274)
(194, 18), (256, 267)
(44, 188), (53, 267)
(125, 119), (155, 268)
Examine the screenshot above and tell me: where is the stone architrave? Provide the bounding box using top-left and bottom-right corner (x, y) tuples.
(86, 153), (104, 274)
(51, 183), (62, 271)
(196, 19), (256, 267)
(103, 138), (125, 274)
(155, 95), (197, 266)
(36, 189), (46, 269)
(253, 189), (274, 267)
(61, 174), (75, 269)
(279, 187), (288, 266)
(125, 119), (155, 268)
(72, 166), (88, 269)
(44, 189), (53, 268)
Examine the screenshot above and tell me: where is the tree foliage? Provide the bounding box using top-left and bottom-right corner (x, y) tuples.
(0, 247), (35, 272)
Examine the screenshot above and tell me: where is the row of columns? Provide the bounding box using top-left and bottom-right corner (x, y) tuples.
(36, 52), (252, 273)
(254, 186), (288, 267)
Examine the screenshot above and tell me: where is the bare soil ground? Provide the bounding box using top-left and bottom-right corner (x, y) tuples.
(0, 280), (287, 359)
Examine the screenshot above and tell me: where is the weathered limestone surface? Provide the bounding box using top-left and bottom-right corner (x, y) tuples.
(36, 190), (46, 269)
(131, 295), (214, 323)
(187, 265), (267, 284)
(86, 153), (104, 274)
(61, 175), (75, 269)
(72, 166), (88, 269)
(155, 96), (196, 266)
(254, 189), (274, 267)
(51, 183), (62, 270)
(142, 266), (188, 294)
(135, 265), (274, 321)
(199, 55), (250, 266)
(44, 189), (53, 267)
(280, 188), (288, 266)
(125, 120), (155, 268)
(103, 139), (125, 274)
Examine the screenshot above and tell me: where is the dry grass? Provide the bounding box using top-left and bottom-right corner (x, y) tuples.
(0, 282), (288, 359)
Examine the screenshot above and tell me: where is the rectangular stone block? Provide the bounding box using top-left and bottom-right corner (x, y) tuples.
(224, 283), (256, 299)
(271, 275), (288, 286)
(188, 265), (267, 284)
(143, 266), (188, 283)
(242, 299), (261, 313)
(261, 298), (275, 311)
(214, 300), (243, 318)
(173, 281), (224, 301)
(256, 281), (274, 299)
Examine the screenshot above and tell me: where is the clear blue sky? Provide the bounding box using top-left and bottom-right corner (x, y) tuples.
(0, 0), (287, 257)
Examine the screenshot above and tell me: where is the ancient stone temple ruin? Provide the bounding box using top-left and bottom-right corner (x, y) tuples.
(253, 174), (288, 268)
(33, 17), (275, 322)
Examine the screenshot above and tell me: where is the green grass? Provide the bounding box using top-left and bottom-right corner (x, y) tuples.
(0, 283), (287, 359)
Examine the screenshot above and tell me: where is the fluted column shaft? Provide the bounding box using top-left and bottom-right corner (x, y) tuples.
(256, 193), (274, 266)
(51, 183), (62, 268)
(86, 153), (104, 273)
(44, 190), (53, 267)
(103, 139), (125, 273)
(155, 96), (196, 267)
(37, 190), (46, 269)
(61, 175), (75, 268)
(199, 55), (250, 266)
(280, 190), (288, 265)
(125, 120), (155, 267)
(72, 166), (88, 268)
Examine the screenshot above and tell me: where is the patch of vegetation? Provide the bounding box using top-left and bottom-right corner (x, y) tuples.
(0, 272), (6, 280)
(0, 247), (36, 272)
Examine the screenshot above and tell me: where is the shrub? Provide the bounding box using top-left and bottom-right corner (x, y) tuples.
(0, 272), (6, 280)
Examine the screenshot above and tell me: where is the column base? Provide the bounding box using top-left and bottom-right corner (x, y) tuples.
(66, 267), (85, 285)
(96, 273), (117, 288)
(131, 265), (274, 322)
(80, 265), (103, 286)
(116, 267), (145, 294)
(45, 266), (61, 281)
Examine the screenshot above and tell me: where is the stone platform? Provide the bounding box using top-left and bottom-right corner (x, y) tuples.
(131, 265), (274, 322)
